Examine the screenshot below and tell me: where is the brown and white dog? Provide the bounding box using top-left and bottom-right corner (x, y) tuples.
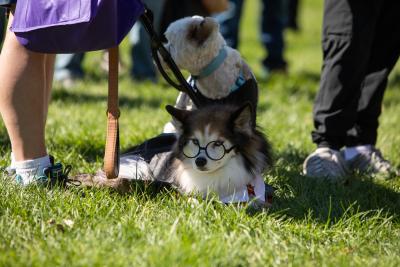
(77, 103), (273, 206)
(152, 103), (272, 203)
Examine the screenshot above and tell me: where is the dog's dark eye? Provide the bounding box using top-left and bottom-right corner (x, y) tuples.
(192, 139), (199, 145)
(213, 141), (223, 147)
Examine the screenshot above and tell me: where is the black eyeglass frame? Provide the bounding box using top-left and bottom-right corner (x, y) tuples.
(182, 139), (236, 161)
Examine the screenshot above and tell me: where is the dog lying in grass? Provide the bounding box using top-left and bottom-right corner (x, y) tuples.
(74, 103), (274, 207)
(158, 103), (272, 205)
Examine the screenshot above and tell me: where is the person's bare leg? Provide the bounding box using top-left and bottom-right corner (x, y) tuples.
(0, 13), (48, 161)
(44, 54), (56, 122)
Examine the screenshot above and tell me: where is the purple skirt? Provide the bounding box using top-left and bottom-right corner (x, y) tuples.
(10, 0), (144, 53)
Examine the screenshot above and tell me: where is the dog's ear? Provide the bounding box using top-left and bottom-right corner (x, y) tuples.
(231, 102), (253, 134)
(187, 17), (218, 45)
(165, 105), (190, 123)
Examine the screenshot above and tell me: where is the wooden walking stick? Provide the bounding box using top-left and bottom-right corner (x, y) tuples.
(103, 46), (120, 179)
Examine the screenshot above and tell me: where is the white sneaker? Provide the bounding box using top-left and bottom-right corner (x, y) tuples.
(347, 147), (399, 179)
(303, 147), (350, 182)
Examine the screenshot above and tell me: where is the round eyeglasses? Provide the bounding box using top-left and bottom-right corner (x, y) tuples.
(182, 139), (236, 160)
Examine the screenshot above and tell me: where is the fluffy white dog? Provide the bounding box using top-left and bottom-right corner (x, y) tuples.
(161, 16), (259, 132)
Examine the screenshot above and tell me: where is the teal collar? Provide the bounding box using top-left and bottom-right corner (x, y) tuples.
(192, 46), (227, 80)
(189, 46), (247, 94)
(229, 68), (246, 93)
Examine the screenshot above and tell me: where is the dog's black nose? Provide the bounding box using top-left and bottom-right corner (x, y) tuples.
(195, 157), (207, 167)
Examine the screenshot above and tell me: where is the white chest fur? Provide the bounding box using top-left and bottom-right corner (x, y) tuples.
(176, 156), (253, 199)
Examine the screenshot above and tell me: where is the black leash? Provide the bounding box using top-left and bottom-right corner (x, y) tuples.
(139, 8), (202, 107)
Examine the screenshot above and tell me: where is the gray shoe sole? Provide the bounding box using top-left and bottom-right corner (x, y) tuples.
(303, 149), (350, 182)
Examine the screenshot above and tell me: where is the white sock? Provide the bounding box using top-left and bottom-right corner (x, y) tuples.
(11, 152), (16, 167)
(344, 145), (372, 161)
(316, 147), (339, 153)
(14, 155), (51, 185)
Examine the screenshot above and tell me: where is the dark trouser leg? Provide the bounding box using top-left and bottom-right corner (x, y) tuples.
(288, 0), (299, 30)
(130, 0), (165, 81)
(311, 0), (383, 150)
(346, 0), (400, 147)
(260, 0), (288, 69)
(217, 0), (244, 49)
(130, 23), (157, 81)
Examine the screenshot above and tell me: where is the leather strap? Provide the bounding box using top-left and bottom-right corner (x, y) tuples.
(140, 9), (201, 107)
(104, 46), (120, 179)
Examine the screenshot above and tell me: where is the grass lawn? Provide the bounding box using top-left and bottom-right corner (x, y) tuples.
(1, 0), (400, 266)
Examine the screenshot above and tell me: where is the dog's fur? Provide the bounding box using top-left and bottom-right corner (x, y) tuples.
(162, 16), (259, 132)
(154, 103), (272, 199)
(164, 16), (254, 99)
(75, 104), (272, 201)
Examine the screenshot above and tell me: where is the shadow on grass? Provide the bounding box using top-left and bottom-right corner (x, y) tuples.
(287, 71), (318, 101)
(64, 141), (105, 163)
(52, 89), (164, 109)
(296, 71), (321, 83)
(389, 73), (400, 87)
(286, 85), (316, 101)
(54, 138), (158, 168)
(269, 147), (400, 222)
(75, 179), (176, 199)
